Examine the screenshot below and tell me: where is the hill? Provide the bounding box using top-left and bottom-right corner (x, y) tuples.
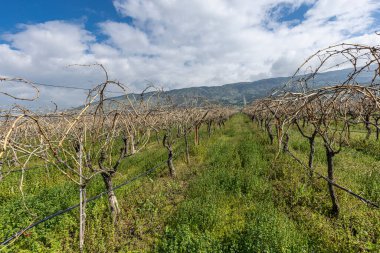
(110, 68), (375, 106)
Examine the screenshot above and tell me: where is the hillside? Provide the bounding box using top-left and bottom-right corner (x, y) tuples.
(110, 68), (375, 106)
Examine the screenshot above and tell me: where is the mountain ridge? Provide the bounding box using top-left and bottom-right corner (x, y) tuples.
(110, 68), (374, 106)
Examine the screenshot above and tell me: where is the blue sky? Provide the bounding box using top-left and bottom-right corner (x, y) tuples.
(1, 0), (313, 36)
(274, 2), (314, 23)
(0, 0), (131, 38)
(0, 0), (380, 108)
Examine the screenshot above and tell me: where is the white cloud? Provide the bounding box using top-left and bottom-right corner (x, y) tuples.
(99, 21), (151, 55)
(0, 0), (379, 108)
(4, 21), (94, 58)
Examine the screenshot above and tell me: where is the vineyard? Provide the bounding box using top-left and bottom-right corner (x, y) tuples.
(0, 42), (380, 252)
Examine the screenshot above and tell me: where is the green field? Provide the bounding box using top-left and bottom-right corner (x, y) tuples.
(1, 114), (379, 252)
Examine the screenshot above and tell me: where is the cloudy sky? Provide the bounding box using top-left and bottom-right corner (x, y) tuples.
(1, 0), (380, 108)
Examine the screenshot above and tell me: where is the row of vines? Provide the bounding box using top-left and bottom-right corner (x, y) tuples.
(243, 41), (380, 217)
(0, 65), (237, 251)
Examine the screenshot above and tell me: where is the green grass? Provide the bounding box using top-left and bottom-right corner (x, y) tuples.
(0, 114), (379, 252)
(257, 120), (380, 252)
(157, 115), (380, 252)
(157, 115), (310, 252)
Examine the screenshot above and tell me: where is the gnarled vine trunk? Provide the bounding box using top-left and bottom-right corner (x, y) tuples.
(207, 120), (212, 137)
(163, 134), (176, 177)
(101, 172), (120, 221)
(194, 124), (200, 145)
(184, 130), (190, 164)
(365, 114), (371, 140)
(325, 146), (339, 216)
(167, 148), (175, 177)
(308, 136), (316, 177)
(265, 120), (274, 145)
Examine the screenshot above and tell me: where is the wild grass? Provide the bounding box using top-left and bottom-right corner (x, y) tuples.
(1, 114), (379, 252)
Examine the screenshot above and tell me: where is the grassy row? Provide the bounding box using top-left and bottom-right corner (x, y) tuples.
(157, 114), (311, 252)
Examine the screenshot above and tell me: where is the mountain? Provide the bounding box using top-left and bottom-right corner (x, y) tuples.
(110, 77), (288, 107)
(110, 68), (376, 106)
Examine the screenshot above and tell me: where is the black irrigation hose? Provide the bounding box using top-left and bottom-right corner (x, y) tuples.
(3, 165), (45, 174)
(0, 156), (174, 246)
(329, 128), (369, 134)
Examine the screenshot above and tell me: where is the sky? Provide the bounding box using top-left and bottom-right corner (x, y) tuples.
(0, 0), (380, 109)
